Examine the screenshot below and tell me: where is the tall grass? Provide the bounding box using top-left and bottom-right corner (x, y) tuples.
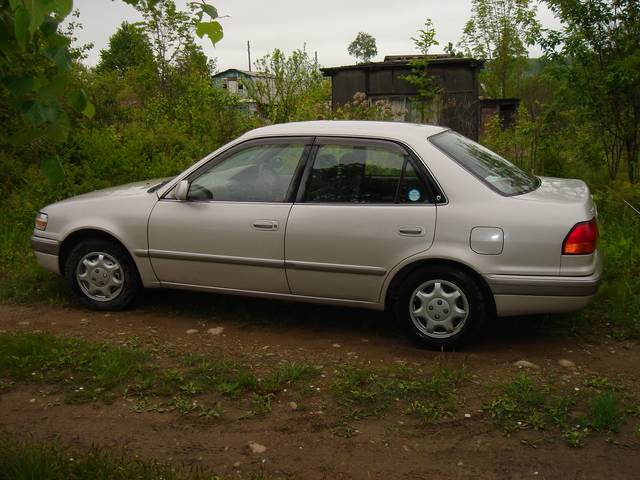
(0, 433), (227, 480)
(585, 184), (640, 337)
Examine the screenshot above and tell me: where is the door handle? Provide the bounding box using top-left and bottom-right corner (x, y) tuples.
(252, 220), (279, 231)
(398, 225), (425, 236)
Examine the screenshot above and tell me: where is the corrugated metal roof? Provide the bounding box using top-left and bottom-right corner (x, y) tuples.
(321, 56), (485, 75)
(212, 68), (273, 79)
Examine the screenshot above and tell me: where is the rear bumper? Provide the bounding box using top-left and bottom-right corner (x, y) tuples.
(31, 235), (60, 275)
(485, 255), (602, 316)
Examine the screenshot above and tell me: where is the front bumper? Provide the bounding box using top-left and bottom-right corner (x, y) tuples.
(31, 235), (60, 275)
(484, 255), (602, 317)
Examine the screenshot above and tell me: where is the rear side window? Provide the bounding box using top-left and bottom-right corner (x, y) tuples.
(429, 130), (540, 196)
(303, 143), (432, 204)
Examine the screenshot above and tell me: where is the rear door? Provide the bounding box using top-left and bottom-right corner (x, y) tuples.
(284, 137), (438, 303)
(148, 137), (312, 293)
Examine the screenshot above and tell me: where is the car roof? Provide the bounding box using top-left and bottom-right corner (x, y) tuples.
(240, 120), (448, 143)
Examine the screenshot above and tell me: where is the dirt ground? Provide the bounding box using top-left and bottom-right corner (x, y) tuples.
(1, 291), (639, 479)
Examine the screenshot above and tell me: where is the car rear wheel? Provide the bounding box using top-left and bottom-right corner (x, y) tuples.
(65, 239), (139, 310)
(395, 266), (487, 349)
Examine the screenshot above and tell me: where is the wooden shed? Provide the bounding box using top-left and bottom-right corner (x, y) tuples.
(321, 55), (485, 140)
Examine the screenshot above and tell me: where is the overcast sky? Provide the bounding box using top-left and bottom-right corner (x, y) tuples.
(72, 0), (562, 71)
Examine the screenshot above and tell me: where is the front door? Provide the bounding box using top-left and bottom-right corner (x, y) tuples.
(285, 137), (438, 303)
(148, 137), (312, 293)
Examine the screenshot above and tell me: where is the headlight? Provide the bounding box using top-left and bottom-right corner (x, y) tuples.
(35, 212), (48, 231)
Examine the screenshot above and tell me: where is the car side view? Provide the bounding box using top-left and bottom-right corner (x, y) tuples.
(31, 121), (601, 348)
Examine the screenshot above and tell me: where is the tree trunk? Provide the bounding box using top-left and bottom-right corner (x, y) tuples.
(626, 135), (639, 184)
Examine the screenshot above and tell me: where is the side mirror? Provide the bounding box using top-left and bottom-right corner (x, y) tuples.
(174, 179), (190, 201)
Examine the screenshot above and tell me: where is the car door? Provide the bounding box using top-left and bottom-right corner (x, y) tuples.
(148, 137), (312, 293)
(285, 137), (439, 303)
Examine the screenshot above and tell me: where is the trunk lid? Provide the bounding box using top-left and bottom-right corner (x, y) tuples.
(517, 177), (593, 206)
(515, 176), (597, 220)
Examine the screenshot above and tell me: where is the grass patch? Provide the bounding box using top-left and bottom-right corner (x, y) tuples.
(150, 356), (259, 398)
(331, 363), (466, 421)
(261, 361), (320, 393)
(0, 432), (281, 480)
(487, 373), (574, 432)
(487, 373), (633, 447)
(0, 332), (320, 418)
(0, 332), (149, 403)
(587, 390), (625, 432)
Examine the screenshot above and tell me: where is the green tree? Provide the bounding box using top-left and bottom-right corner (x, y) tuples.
(459, 0), (541, 97)
(139, 0), (201, 91)
(444, 41), (463, 58)
(543, 0), (640, 183)
(347, 32), (378, 63)
(402, 19), (441, 123)
(245, 48), (326, 124)
(0, 0), (223, 184)
(96, 22), (154, 76)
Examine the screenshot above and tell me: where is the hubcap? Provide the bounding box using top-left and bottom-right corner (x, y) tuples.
(75, 252), (124, 302)
(409, 279), (469, 339)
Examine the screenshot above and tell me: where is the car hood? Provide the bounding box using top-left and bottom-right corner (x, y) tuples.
(53, 178), (167, 205)
(515, 176), (591, 203)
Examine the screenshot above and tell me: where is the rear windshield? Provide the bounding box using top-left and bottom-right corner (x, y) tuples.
(429, 130), (540, 196)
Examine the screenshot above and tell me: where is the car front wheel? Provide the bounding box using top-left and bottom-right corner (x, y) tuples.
(395, 266), (487, 349)
(65, 239), (140, 310)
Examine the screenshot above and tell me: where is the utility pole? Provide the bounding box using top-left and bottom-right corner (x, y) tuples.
(247, 40), (252, 72)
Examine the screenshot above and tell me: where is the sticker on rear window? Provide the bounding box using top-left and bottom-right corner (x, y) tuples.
(408, 189), (421, 202)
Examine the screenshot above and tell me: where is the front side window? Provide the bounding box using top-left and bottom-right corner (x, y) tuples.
(304, 142), (432, 204)
(429, 130), (540, 196)
(188, 142), (307, 202)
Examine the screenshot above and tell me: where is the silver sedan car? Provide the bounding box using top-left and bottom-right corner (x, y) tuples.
(31, 121), (601, 348)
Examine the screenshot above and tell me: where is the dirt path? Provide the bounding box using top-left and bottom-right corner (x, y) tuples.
(1, 293), (639, 479)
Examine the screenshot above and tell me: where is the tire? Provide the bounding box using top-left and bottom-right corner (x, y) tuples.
(65, 239), (140, 310)
(394, 266), (487, 349)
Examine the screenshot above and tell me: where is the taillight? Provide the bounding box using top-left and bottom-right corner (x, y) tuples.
(562, 219), (598, 255)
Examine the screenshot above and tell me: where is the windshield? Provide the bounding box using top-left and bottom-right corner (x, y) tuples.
(429, 130), (540, 196)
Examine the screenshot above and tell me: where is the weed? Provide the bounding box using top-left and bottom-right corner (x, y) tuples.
(260, 361), (320, 393)
(487, 374), (552, 432)
(587, 391), (625, 432)
(564, 428), (589, 448)
(407, 400), (449, 423)
(243, 393), (275, 418)
(488, 373), (635, 446)
(331, 363), (466, 420)
(584, 375), (624, 391)
(180, 381), (203, 396)
(186, 355), (259, 397)
(487, 374), (580, 433)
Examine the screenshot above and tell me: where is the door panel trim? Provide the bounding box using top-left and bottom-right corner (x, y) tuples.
(146, 249), (284, 268)
(285, 260), (387, 276)
(160, 281), (384, 310)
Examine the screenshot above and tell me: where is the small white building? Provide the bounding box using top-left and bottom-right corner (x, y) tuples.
(212, 68), (274, 112)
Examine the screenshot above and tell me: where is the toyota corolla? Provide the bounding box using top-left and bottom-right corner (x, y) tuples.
(31, 121), (601, 348)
